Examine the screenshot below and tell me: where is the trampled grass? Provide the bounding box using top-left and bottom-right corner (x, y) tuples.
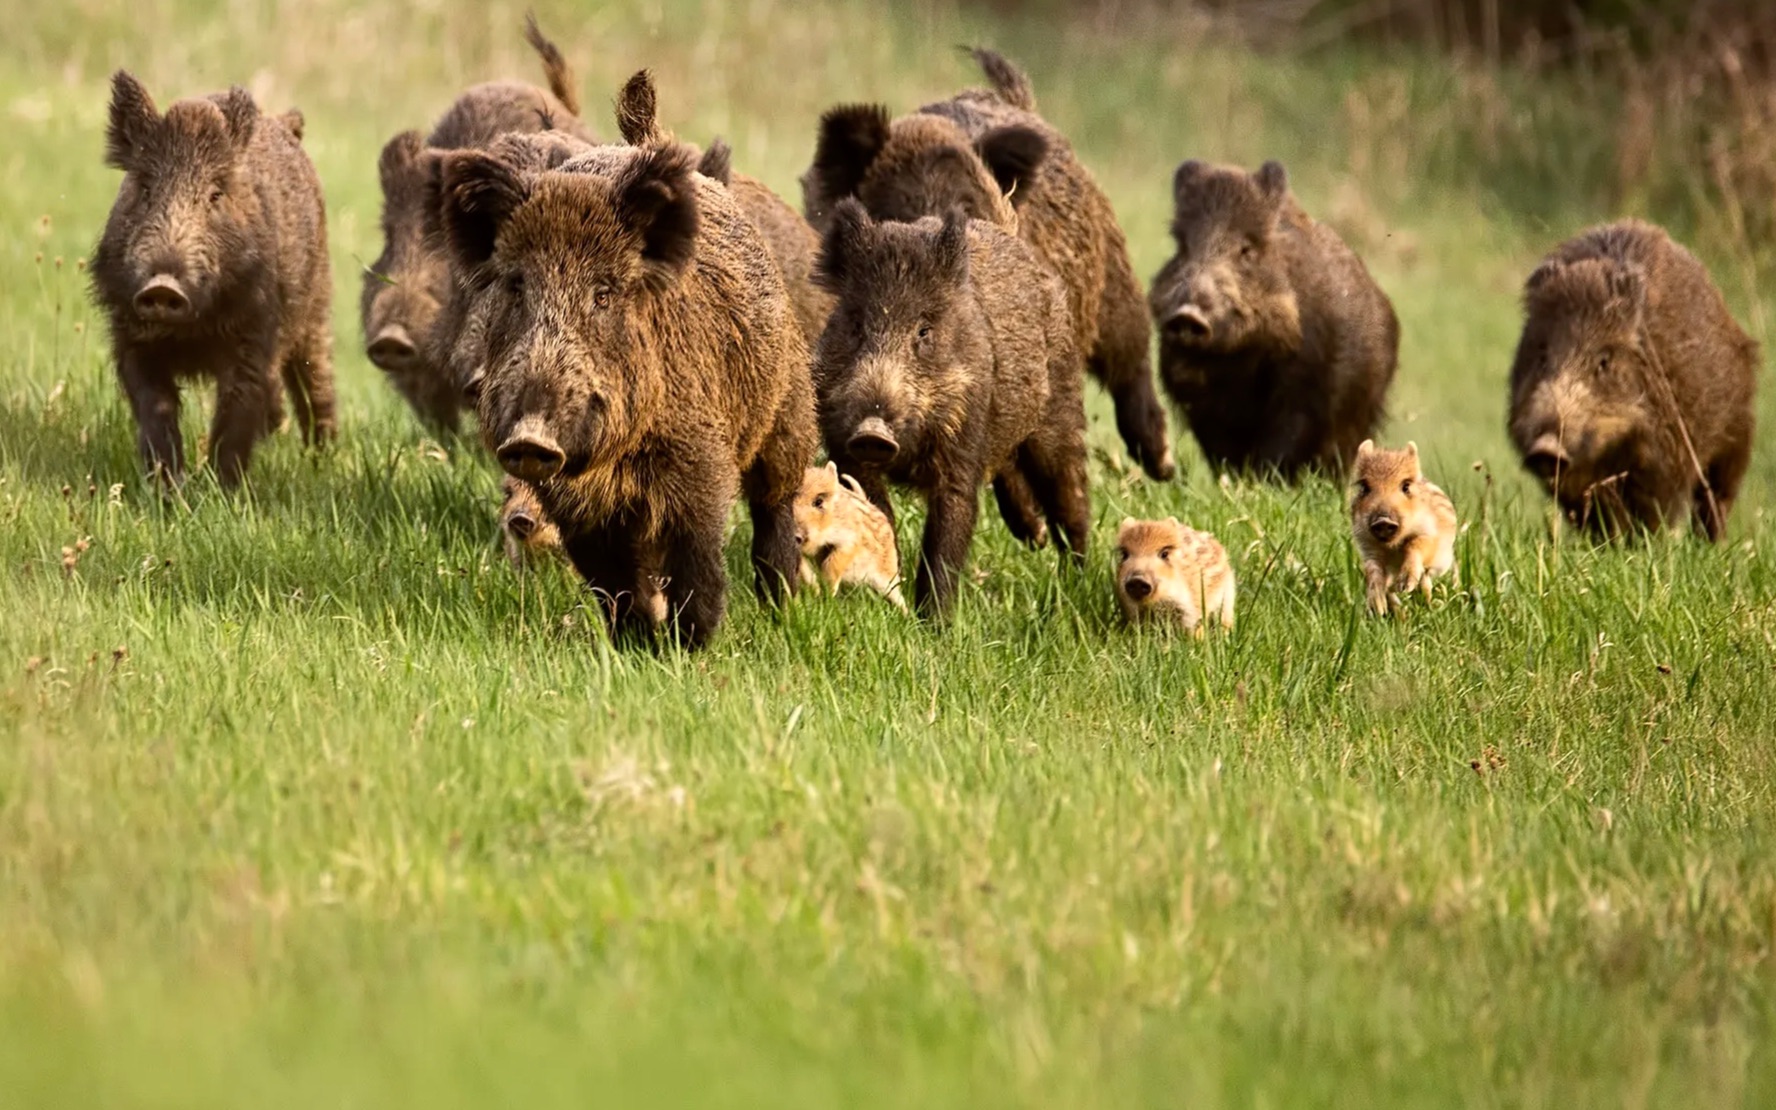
(2, 1), (1774, 1106)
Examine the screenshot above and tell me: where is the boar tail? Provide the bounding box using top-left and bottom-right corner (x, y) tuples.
(967, 47), (1036, 112)
(617, 70), (669, 147)
(524, 12), (582, 118)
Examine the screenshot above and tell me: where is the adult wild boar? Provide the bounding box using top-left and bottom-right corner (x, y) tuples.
(1509, 220), (1757, 540)
(437, 141), (817, 648)
(92, 71), (334, 487)
(363, 15), (593, 433)
(814, 200), (1090, 617)
(1149, 159), (1398, 482)
(803, 49), (1174, 482)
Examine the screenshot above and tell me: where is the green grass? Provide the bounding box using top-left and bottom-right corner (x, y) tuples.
(3, 0), (1775, 1105)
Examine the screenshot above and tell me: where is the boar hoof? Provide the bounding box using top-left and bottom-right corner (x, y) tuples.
(133, 274), (192, 323)
(847, 417), (898, 465)
(367, 324), (418, 371)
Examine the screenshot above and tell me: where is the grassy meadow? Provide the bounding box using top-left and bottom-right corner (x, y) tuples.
(3, 0), (1775, 1105)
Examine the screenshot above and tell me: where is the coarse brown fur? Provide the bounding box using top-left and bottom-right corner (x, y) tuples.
(1150, 159), (1398, 482)
(1508, 220), (1758, 540)
(438, 139), (817, 649)
(361, 16), (593, 434)
(793, 462), (905, 608)
(813, 199), (1089, 617)
(802, 49), (1174, 482)
(1115, 518), (1235, 635)
(1350, 440), (1458, 615)
(92, 71), (335, 488)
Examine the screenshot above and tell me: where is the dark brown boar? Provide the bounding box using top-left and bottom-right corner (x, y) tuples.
(362, 15), (593, 434)
(91, 71), (334, 488)
(438, 140), (817, 649)
(1149, 159), (1398, 481)
(802, 49), (1174, 481)
(813, 199), (1090, 617)
(1508, 220), (1757, 540)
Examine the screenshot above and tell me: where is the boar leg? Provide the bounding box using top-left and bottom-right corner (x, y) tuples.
(208, 350), (282, 488)
(563, 524), (655, 643)
(991, 468), (1048, 549)
(914, 482), (980, 618)
(280, 319), (337, 449)
(659, 508), (729, 650)
(1094, 251), (1175, 481)
(1362, 562), (1391, 616)
(846, 468), (896, 531)
(117, 348), (185, 485)
(1698, 434), (1752, 542)
(1017, 431), (1090, 564)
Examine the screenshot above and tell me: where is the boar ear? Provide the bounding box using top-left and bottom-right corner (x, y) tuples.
(815, 198), (874, 291)
(416, 150), (449, 245)
(809, 104), (891, 209)
(106, 70), (159, 170)
(217, 87), (259, 151)
(439, 150), (530, 269)
(614, 143), (700, 290)
(1405, 441), (1419, 463)
(975, 125), (1046, 205)
(1356, 438), (1374, 458)
(1608, 263), (1647, 319)
(934, 207), (971, 283)
(1524, 259), (1563, 298)
(616, 69), (666, 147)
(824, 460), (839, 478)
(1171, 159), (1208, 202)
(278, 108), (305, 143)
(697, 138), (733, 187)
(840, 472), (868, 499)
(1255, 160), (1289, 203)
(379, 130), (425, 191)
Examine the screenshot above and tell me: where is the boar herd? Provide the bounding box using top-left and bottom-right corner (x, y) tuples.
(88, 21), (1760, 646)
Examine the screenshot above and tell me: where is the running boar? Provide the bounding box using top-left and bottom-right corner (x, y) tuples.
(1114, 518), (1235, 635)
(92, 71), (335, 487)
(362, 15), (592, 434)
(1150, 159), (1398, 481)
(1508, 220), (1757, 540)
(438, 140), (816, 649)
(813, 199), (1089, 617)
(793, 462), (906, 608)
(1350, 440), (1458, 614)
(803, 49), (1174, 481)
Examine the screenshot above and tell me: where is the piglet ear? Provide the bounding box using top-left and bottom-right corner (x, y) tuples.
(439, 150), (530, 269)
(807, 104), (891, 216)
(975, 125), (1046, 206)
(824, 460), (838, 478)
(1356, 439), (1375, 458)
(933, 207), (971, 283)
(106, 70), (159, 170)
(379, 130), (425, 192)
(814, 198), (873, 292)
(1255, 160), (1289, 204)
(614, 142), (700, 290)
(1405, 441), (1420, 464)
(217, 87), (260, 151)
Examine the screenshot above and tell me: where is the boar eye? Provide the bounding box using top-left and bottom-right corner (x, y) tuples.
(1400, 479), (1412, 495)
(1239, 241), (1257, 262)
(591, 287), (612, 311)
(915, 323), (932, 342)
(505, 272), (525, 296)
(1117, 548), (1129, 563)
(812, 494), (826, 510)
(1354, 479), (1370, 496)
(1158, 546), (1174, 561)
(208, 185), (225, 205)
(1597, 351), (1612, 372)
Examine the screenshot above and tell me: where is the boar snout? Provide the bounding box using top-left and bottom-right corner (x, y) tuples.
(1122, 574), (1154, 601)
(133, 274), (193, 323)
(497, 416), (566, 483)
(504, 506), (540, 542)
(1164, 305), (1211, 343)
(847, 416), (899, 466)
(1523, 434), (1571, 483)
(367, 324), (418, 372)
(1367, 515), (1400, 543)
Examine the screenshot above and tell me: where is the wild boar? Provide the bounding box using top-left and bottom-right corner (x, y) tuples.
(91, 71), (335, 487)
(813, 199), (1089, 617)
(792, 462), (906, 608)
(362, 15), (593, 434)
(437, 140), (817, 649)
(1150, 159), (1398, 482)
(1508, 220), (1757, 540)
(803, 49), (1174, 481)
(1349, 440), (1458, 614)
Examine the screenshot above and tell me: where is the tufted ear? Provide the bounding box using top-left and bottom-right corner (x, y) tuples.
(697, 137), (733, 187)
(933, 207), (971, 284)
(379, 130), (425, 191)
(438, 150), (530, 269)
(1608, 262), (1647, 324)
(1255, 160), (1289, 204)
(106, 70), (160, 170)
(416, 150), (448, 244)
(278, 108), (305, 142)
(1525, 258), (1563, 297)
(1171, 158), (1208, 204)
(216, 86), (260, 151)
(814, 198), (874, 292)
(808, 104), (891, 212)
(974, 125), (1046, 206)
(616, 69), (666, 146)
(613, 142), (700, 290)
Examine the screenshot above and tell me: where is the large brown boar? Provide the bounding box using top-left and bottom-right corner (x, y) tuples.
(1508, 220), (1757, 540)
(1149, 159), (1398, 482)
(437, 140), (817, 649)
(91, 71), (334, 488)
(813, 199), (1090, 617)
(803, 49), (1174, 482)
(362, 15), (593, 434)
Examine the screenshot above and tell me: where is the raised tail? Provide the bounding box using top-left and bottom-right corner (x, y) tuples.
(524, 12), (581, 117)
(616, 69), (668, 146)
(967, 47), (1036, 111)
